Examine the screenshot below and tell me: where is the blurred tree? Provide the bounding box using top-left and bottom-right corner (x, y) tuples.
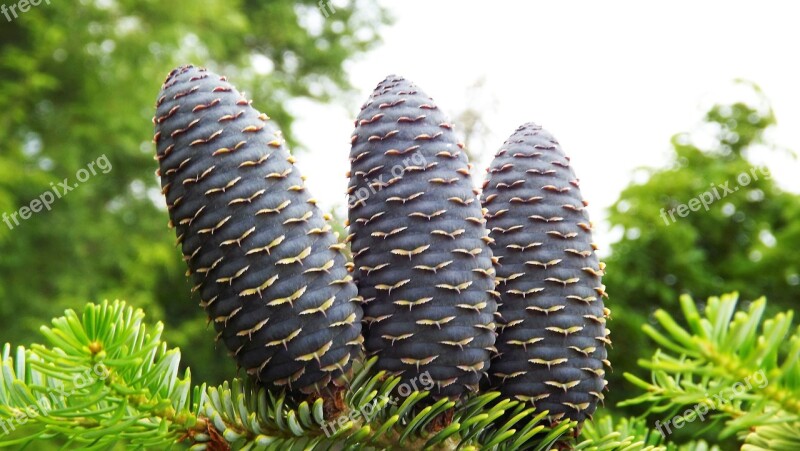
(0, 0), (389, 384)
(604, 80), (799, 412)
(455, 76), (497, 164)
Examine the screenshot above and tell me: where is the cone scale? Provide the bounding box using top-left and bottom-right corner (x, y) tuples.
(153, 65), (363, 394)
(347, 76), (497, 398)
(483, 123), (610, 422)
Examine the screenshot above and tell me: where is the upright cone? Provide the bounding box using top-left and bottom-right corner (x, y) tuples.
(484, 123), (610, 422)
(347, 75), (497, 398)
(153, 65), (363, 394)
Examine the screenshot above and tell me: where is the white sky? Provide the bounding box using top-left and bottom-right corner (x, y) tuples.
(292, 0), (800, 252)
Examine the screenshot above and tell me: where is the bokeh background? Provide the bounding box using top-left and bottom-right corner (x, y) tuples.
(2, 0), (798, 446)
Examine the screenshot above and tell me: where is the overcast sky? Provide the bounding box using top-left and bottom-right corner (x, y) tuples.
(292, 0), (800, 251)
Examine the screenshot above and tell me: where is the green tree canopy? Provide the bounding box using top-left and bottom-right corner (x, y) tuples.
(0, 0), (388, 384)
(604, 80), (799, 410)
